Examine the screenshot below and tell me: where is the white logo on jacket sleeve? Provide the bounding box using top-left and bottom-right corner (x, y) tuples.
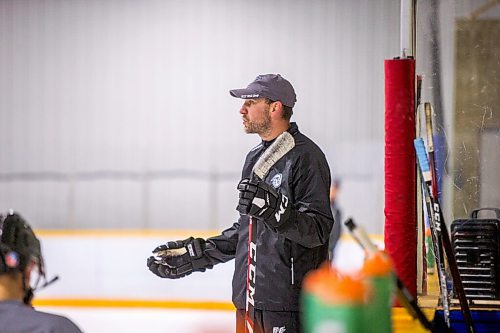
(273, 327), (286, 333)
(271, 173), (282, 188)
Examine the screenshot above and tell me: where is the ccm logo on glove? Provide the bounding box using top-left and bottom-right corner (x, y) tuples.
(275, 195), (289, 222)
(237, 178), (291, 227)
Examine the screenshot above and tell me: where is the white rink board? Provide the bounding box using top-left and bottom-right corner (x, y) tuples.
(36, 234), (383, 301)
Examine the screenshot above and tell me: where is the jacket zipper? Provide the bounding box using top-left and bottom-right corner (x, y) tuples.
(291, 257), (295, 285)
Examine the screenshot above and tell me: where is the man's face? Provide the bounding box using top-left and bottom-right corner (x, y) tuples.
(239, 98), (272, 135)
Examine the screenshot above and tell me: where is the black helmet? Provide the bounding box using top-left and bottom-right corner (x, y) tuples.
(0, 210), (43, 274)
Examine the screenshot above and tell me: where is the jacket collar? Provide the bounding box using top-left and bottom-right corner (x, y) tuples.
(262, 122), (298, 148)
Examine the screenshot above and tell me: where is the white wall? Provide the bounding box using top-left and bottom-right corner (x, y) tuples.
(0, 0), (402, 233)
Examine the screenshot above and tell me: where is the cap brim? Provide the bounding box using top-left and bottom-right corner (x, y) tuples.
(229, 89), (261, 99)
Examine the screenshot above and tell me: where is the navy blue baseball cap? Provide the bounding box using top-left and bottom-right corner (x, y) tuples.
(229, 74), (297, 108)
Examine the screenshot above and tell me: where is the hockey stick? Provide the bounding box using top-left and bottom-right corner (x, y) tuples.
(415, 132), (451, 328)
(344, 218), (435, 332)
(415, 74), (430, 297)
(414, 138), (475, 333)
(424, 103), (439, 199)
(415, 138), (451, 328)
(245, 131), (295, 333)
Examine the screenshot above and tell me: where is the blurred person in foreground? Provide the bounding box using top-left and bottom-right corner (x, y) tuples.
(0, 210), (82, 333)
(147, 74), (334, 333)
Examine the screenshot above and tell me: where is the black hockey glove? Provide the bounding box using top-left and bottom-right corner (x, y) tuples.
(237, 178), (292, 228)
(147, 237), (206, 279)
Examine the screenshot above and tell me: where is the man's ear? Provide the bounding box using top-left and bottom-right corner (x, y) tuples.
(271, 101), (283, 114)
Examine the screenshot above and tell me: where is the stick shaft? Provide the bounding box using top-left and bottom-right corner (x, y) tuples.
(415, 139), (475, 333)
(416, 138), (451, 326)
(245, 131), (295, 333)
(245, 217), (256, 333)
(434, 198), (475, 333)
(425, 103), (439, 198)
(424, 183), (451, 325)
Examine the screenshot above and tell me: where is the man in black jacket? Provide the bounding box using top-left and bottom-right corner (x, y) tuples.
(147, 74), (334, 333)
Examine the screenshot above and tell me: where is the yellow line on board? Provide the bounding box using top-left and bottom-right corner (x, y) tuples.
(33, 298), (236, 311)
(35, 229), (385, 241)
(35, 229), (221, 238)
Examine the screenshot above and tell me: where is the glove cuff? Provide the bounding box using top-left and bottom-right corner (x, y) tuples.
(187, 238), (206, 259)
(188, 238), (212, 271)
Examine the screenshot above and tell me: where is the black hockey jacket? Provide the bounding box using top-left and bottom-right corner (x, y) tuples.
(198, 122), (334, 311)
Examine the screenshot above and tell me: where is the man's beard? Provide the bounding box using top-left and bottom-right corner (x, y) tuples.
(244, 109), (271, 135)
